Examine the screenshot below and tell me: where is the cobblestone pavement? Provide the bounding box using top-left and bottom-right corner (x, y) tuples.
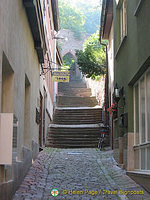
(13, 148), (150, 200)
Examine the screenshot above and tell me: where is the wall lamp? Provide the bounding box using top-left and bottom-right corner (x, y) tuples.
(114, 83), (120, 103)
(53, 35), (65, 40)
(114, 83), (125, 107)
(52, 33), (68, 41)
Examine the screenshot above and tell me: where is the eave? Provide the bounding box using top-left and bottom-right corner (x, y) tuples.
(100, 0), (113, 41)
(23, 0), (45, 63)
(51, 0), (60, 32)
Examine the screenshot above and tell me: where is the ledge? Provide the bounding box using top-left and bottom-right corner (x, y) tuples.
(133, 142), (150, 149)
(127, 171), (150, 176)
(127, 170), (150, 193)
(115, 35), (127, 59)
(134, 0), (144, 16)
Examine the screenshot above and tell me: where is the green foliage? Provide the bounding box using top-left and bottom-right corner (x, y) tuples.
(58, 0), (101, 37)
(62, 53), (76, 71)
(61, 65), (70, 71)
(76, 31), (107, 79)
(63, 53), (74, 68)
(59, 0), (101, 35)
(59, 0), (85, 39)
(79, 3), (101, 34)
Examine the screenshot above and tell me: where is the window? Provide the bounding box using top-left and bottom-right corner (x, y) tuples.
(115, 0), (127, 57)
(134, 68), (150, 171)
(120, 0), (127, 41)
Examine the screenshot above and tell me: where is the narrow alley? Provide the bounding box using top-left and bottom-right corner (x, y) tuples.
(13, 148), (150, 200)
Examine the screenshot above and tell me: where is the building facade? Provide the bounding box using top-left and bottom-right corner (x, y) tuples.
(39, 0), (61, 149)
(101, 0), (150, 192)
(0, 0), (61, 199)
(100, 0), (114, 148)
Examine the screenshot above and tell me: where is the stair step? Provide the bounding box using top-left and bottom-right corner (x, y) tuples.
(47, 136), (99, 139)
(58, 93), (92, 97)
(56, 96), (98, 107)
(58, 83), (87, 89)
(52, 121), (102, 125)
(48, 138), (99, 142)
(58, 88), (92, 97)
(59, 88), (91, 92)
(47, 130), (100, 135)
(48, 134), (100, 138)
(46, 144), (98, 148)
(49, 123), (102, 128)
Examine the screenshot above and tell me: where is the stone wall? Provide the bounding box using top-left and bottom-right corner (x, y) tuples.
(84, 76), (105, 107)
(0, 142), (39, 200)
(113, 134), (128, 169)
(59, 29), (90, 58)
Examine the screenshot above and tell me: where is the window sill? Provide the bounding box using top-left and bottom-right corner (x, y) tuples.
(115, 35), (127, 59)
(133, 142), (150, 149)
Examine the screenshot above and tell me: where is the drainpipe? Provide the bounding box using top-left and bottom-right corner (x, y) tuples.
(99, 0), (109, 127)
(53, 37), (57, 111)
(99, 39), (109, 127)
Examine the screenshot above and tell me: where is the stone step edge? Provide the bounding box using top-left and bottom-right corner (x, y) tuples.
(57, 95), (96, 98)
(55, 106), (102, 110)
(45, 145), (97, 147)
(49, 123), (104, 128)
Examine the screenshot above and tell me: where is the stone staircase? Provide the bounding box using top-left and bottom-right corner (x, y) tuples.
(46, 78), (108, 148)
(57, 81), (98, 107)
(53, 107), (102, 125)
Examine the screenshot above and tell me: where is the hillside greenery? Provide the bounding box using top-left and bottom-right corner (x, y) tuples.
(58, 0), (101, 38)
(76, 31), (107, 79)
(58, 0), (85, 39)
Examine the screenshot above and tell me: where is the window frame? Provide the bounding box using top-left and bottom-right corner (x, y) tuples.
(119, 0), (127, 42)
(115, 0), (127, 58)
(133, 68), (150, 172)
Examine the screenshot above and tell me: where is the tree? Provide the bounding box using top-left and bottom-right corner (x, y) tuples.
(59, 0), (101, 35)
(76, 31), (107, 79)
(58, 0), (85, 39)
(63, 53), (75, 71)
(79, 3), (101, 34)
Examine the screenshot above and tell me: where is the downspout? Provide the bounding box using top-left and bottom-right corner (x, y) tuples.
(99, 38), (109, 126)
(99, 0), (109, 126)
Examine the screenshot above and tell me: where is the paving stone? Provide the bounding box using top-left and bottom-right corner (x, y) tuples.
(12, 148), (150, 200)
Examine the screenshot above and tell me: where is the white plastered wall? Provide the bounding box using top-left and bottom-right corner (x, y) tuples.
(0, 0), (40, 160)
